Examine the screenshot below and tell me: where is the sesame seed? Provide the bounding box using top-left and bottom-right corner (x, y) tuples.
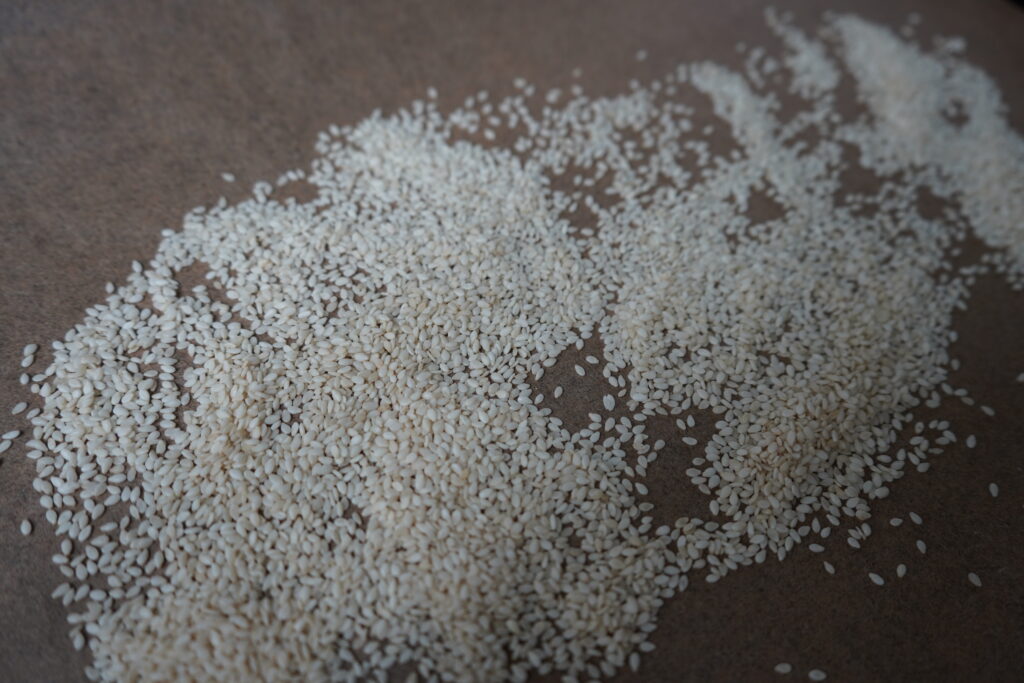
(909, 512), (923, 525)
(988, 483), (999, 498)
(916, 540), (927, 554)
(808, 670), (827, 681)
(775, 662), (792, 674)
(896, 564), (907, 578)
(868, 572), (885, 586)
(966, 434), (976, 448)
(20, 519), (32, 536)
(968, 572), (982, 587)
(9, 13), (1023, 681)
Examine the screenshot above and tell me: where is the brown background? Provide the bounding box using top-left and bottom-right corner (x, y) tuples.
(2, 1), (1023, 681)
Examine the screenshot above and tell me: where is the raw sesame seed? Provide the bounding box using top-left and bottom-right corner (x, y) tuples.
(11, 402), (28, 415)
(20, 519), (32, 536)
(823, 562), (835, 575)
(869, 572), (885, 586)
(916, 540), (927, 554)
(9, 13), (1024, 682)
(808, 669), (827, 681)
(968, 572), (982, 587)
(966, 434), (976, 448)
(909, 512), (923, 525)
(896, 564), (907, 578)
(775, 662), (793, 674)
(989, 483), (999, 498)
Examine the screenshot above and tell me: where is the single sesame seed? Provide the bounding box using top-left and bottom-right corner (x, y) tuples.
(869, 572), (885, 586)
(968, 572), (982, 587)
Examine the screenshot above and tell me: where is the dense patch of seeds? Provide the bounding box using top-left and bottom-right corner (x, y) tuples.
(8, 12), (1023, 683)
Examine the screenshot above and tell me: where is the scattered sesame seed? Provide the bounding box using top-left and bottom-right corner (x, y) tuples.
(20, 519), (32, 536)
(869, 572), (885, 586)
(11, 401), (28, 415)
(896, 564), (907, 578)
(8, 13), (1023, 682)
(808, 543), (824, 553)
(909, 512), (923, 525)
(989, 483), (999, 498)
(966, 434), (976, 448)
(968, 572), (982, 587)
(916, 540), (927, 554)
(775, 662), (793, 674)
(221, 172), (236, 183)
(823, 561), (835, 575)
(808, 669), (827, 681)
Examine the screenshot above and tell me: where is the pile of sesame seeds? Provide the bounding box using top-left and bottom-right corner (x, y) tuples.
(6, 11), (1023, 683)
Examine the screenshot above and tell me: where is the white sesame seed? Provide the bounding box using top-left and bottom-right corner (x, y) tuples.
(909, 512), (923, 525)
(775, 662), (792, 674)
(2, 430), (20, 440)
(11, 14), (1023, 682)
(965, 434), (976, 448)
(10, 401), (28, 415)
(808, 670), (827, 681)
(916, 540), (927, 554)
(823, 561), (835, 575)
(220, 172), (236, 183)
(808, 543), (824, 553)
(967, 572), (982, 587)
(868, 572), (885, 586)
(20, 519), (32, 536)
(896, 564), (907, 578)
(988, 483), (999, 497)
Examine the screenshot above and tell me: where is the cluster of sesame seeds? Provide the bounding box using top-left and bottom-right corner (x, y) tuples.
(5, 11), (1022, 683)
